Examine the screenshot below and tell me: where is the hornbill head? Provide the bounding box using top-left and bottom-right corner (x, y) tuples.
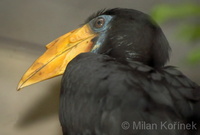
(17, 8), (170, 90)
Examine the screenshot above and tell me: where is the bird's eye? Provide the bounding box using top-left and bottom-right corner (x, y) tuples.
(94, 17), (105, 28)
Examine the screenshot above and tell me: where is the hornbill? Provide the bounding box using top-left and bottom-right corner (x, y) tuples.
(18, 8), (200, 135)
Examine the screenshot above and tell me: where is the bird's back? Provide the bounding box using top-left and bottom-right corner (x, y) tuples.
(60, 53), (200, 135)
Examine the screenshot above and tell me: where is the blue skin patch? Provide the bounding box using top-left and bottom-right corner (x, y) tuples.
(88, 15), (113, 53)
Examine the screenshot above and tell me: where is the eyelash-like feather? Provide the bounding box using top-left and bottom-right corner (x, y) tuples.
(81, 8), (122, 26)
(84, 8), (107, 24)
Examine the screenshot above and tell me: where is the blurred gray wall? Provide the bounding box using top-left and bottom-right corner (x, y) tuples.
(0, 0), (199, 135)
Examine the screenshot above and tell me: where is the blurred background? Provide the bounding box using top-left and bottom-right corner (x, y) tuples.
(0, 0), (199, 135)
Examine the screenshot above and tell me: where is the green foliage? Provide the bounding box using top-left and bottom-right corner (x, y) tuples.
(187, 48), (200, 65)
(151, 3), (200, 65)
(151, 4), (200, 24)
(178, 24), (200, 42)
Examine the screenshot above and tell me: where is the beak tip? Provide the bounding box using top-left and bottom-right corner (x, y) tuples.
(17, 81), (24, 91)
(17, 85), (22, 91)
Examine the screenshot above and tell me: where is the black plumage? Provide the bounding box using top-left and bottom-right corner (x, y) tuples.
(89, 8), (170, 68)
(59, 8), (200, 135)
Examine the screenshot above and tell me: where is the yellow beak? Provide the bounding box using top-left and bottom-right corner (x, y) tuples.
(17, 24), (96, 90)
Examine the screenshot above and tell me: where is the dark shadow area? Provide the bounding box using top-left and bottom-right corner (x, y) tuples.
(16, 79), (61, 128)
